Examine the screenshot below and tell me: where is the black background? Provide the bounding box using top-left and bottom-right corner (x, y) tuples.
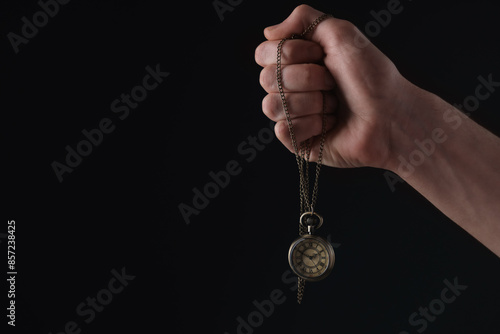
(3, 0), (500, 333)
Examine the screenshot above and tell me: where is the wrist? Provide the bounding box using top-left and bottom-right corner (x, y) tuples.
(383, 83), (454, 177)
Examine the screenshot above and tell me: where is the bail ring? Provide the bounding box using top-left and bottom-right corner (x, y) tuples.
(299, 211), (323, 230)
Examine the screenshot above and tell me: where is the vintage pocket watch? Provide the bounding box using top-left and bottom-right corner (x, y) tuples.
(288, 212), (335, 282)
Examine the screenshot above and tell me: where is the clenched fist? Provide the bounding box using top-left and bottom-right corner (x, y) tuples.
(255, 4), (428, 170)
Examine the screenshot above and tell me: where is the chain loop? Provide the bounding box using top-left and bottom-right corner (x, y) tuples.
(276, 13), (332, 219)
(276, 12), (333, 304)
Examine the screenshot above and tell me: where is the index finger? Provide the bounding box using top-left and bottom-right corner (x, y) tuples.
(255, 39), (324, 67)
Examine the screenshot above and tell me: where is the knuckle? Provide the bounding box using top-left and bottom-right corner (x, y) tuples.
(259, 67), (272, 91)
(267, 66), (279, 91)
(259, 68), (266, 88)
(335, 18), (355, 31)
(294, 4), (314, 16)
(275, 121), (289, 140)
(254, 44), (264, 64)
(330, 19), (356, 43)
(262, 94), (274, 118)
(255, 42), (271, 66)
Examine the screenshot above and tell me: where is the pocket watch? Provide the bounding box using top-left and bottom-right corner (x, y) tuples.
(288, 212), (335, 282)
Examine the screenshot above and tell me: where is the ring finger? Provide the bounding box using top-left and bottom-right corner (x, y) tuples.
(260, 63), (335, 93)
(262, 91), (337, 122)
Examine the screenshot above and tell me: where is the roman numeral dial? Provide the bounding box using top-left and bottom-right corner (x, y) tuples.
(288, 234), (335, 282)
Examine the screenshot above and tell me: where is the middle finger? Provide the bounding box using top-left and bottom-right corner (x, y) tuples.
(260, 63), (335, 93)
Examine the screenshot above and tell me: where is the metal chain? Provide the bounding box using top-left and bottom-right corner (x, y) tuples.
(298, 13), (332, 38)
(276, 13), (333, 304)
(297, 277), (306, 304)
(276, 13), (331, 218)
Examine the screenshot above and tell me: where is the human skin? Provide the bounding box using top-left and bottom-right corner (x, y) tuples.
(255, 4), (500, 257)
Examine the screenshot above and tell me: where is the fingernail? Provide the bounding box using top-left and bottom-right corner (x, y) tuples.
(266, 23), (278, 31)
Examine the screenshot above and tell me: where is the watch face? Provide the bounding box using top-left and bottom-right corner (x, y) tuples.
(288, 234), (335, 282)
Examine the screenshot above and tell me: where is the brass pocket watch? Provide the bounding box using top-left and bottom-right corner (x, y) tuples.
(288, 212), (335, 282)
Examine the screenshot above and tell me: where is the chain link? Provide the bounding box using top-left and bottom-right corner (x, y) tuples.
(276, 12), (333, 304)
(276, 13), (331, 218)
(297, 277), (305, 304)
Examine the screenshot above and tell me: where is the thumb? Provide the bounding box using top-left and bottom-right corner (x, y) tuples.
(264, 5), (336, 45)
(263, 5), (373, 61)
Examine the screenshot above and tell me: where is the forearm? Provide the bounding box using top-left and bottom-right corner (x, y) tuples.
(387, 84), (500, 257)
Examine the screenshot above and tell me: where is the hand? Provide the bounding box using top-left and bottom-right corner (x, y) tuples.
(255, 5), (500, 258)
(255, 4), (428, 170)
(308, 253), (319, 263)
(302, 251), (318, 261)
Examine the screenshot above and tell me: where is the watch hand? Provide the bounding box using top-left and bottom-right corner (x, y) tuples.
(310, 255), (321, 268)
(308, 253), (318, 260)
(301, 252), (313, 260)
(299, 250), (312, 258)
